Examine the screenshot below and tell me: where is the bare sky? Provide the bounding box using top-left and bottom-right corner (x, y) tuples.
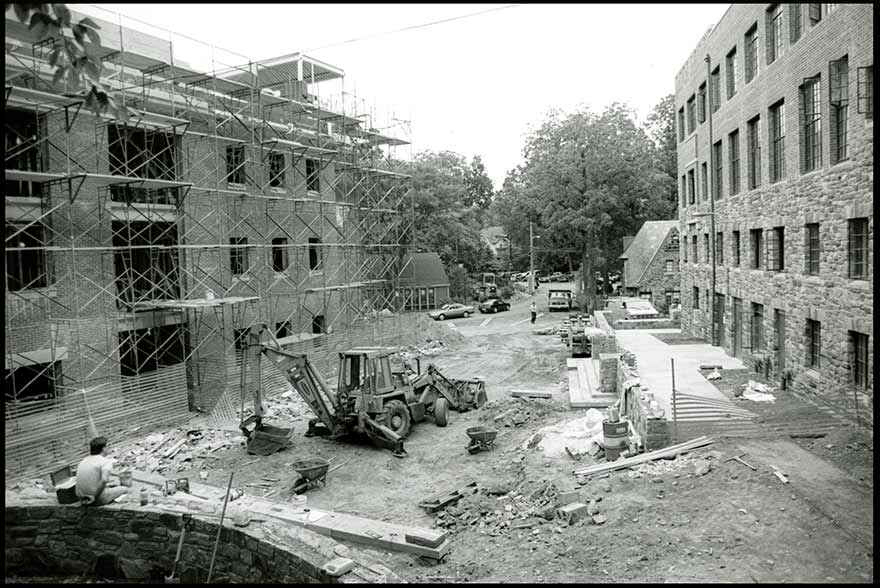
(83, 3), (730, 189)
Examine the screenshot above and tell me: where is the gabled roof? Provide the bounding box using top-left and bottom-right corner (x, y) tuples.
(400, 252), (450, 287)
(619, 220), (679, 287)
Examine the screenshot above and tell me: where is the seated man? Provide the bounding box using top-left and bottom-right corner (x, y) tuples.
(76, 436), (128, 506)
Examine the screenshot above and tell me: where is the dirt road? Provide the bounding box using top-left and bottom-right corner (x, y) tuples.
(169, 301), (872, 583)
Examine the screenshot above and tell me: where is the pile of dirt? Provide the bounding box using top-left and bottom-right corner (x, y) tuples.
(478, 396), (568, 428)
(412, 313), (465, 348)
(110, 427), (245, 475)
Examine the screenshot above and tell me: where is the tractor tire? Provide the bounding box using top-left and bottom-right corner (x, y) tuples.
(382, 399), (412, 438)
(434, 397), (449, 427)
(438, 314), (446, 321)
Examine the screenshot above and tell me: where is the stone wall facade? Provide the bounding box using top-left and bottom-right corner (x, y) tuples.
(5, 504), (349, 583)
(626, 227), (682, 314)
(616, 351), (670, 451)
(674, 3), (873, 420)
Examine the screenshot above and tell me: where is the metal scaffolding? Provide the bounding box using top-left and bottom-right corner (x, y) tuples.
(4, 7), (415, 478)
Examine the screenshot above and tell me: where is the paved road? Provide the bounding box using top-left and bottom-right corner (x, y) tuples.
(431, 280), (575, 335)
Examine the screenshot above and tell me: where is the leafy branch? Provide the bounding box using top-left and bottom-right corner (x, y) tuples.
(6, 3), (128, 121)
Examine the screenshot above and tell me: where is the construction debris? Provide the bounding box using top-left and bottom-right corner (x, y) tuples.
(741, 381), (777, 403)
(572, 437), (715, 479)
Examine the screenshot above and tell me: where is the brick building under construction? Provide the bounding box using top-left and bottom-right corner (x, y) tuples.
(4, 8), (416, 478)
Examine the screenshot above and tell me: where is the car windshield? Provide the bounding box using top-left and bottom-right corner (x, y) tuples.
(485, 299), (498, 303)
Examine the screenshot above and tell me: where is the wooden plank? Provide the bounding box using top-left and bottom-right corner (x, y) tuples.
(573, 437), (713, 477)
(510, 390), (553, 399)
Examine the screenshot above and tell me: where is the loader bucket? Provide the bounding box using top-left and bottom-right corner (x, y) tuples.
(244, 423), (294, 456)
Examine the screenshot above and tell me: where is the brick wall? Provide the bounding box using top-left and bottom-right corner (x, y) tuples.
(675, 4), (873, 416)
(5, 504), (341, 583)
(590, 311), (618, 354)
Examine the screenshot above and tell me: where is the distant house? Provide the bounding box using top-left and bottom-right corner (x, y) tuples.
(619, 220), (680, 313)
(399, 252), (451, 310)
(480, 226), (511, 264)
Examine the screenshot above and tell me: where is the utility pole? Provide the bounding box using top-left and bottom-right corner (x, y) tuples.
(529, 221), (535, 295)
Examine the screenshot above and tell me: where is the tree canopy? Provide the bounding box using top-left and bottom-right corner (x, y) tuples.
(491, 99), (677, 311)
(402, 151), (494, 274)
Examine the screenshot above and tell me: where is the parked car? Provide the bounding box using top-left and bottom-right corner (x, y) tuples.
(428, 302), (475, 321)
(478, 298), (511, 313)
(547, 289), (573, 312)
(549, 272), (566, 282)
(537, 273), (552, 283)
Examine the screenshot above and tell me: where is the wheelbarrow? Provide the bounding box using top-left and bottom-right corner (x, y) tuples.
(291, 457), (330, 494)
(465, 426), (497, 454)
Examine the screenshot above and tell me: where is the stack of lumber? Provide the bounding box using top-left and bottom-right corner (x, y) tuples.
(572, 436), (714, 478)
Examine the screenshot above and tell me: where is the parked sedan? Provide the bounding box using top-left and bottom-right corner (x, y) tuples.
(549, 272), (566, 282)
(428, 302), (475, 321)
(478, 298), (511, 313)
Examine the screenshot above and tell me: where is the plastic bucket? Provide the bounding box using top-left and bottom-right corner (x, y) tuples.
(603, 418), (629, 460)
(118, 470), (133, 487)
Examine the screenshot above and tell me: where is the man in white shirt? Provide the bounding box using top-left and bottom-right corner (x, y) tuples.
(76, 436), (128, 506)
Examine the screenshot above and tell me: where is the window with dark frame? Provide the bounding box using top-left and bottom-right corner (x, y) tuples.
(789, 4), (802, 43)
(848, 217), (869, 279)
(305, 158), (321, 192)
(766, 4), (784, 64)
(308, 236), (323, 271)
(686, 95), (696, 134)
(710, 67), (721, 112)
(732, 230), (741, 266)
(233, 328), (248, 351)
(747, 115), (761, 189)
(805, 223), (820, 275)
(801, 75), (823, 172)
(751, 302), (764, 351)
(230, 237), (248, 275)
(766, 226), (784, 271)
(691, 235), (698, 264)
(744, 23), (759, 83)
(830, 56), (849, 164)
(703, 233), (710, 263)
(5, 222), (49, 291)
(665, 260), (674, 273)
(312, 314), (325, 335)
(108, 125), (180, 205)
(726, 47), (738, 99)
(226, 144), (245, 184)
(850, 331), (869, 389)
(269, 152), (285, 188)
(693, 286), (700, 309)
(687, 169), (696, 205)
(700, 162), (709, 201)
(857, 66), (873, 119)
(750, 228), (763, 269)
(716, 232), (724, 266)
(805, 319), (821, 369)
(275, 321), (291, 339)
(713, 140), (723, 199)
(678, 108), (686, 141)
(271, 237), (288, 272)
(5, 362), (58, 403)
(112, 221), (180, 307)
(808, 3), (822, 25)
(118, 324), (187, 376)
(728, 129), (740, 195)
(6, 109), (45, 198)
(769, 100), (786, 183)
(697, 83), (707, 124)
(680, 175), (687, 208)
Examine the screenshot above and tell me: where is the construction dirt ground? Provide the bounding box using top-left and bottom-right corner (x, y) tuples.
(9, 298), (874, 583)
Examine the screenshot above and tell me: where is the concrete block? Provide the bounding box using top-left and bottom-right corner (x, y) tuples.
(322, 556), (355, 577)
(557, 489), (581, 505)
(556, 502), (589, 525)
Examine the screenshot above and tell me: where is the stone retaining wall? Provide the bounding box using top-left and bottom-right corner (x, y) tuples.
(616, 352), (670, 451)
(4, 504), (355, 583)
(591, 311), (618, 354)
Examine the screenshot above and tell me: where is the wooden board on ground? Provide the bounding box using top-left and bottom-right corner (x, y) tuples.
(418, 482), (477, 513)
(510, 390), (553, 399)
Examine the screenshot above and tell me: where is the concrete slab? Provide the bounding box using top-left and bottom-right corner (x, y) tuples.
(614, 329), (746, 421)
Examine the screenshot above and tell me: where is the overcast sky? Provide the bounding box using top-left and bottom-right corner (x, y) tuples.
(83, 3), (729, 189)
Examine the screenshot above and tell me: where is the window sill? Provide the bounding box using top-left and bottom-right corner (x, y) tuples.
(848, 279), (870, 291)
(273, 273), (288, 279)
(269, 187), (286, 193)
(803, 275), (824, 286)
(233, 275), (251, 282)
(227, 182), (248, 190)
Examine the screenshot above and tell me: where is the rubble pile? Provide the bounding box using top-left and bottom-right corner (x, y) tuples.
(478, 396), (567, 428)
(109, 428), (245, 475)
(434, 479), (566, 535)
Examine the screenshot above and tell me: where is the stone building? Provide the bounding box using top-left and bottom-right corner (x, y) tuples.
(674, 3), (873, 418)
(618, 220), (681, 313)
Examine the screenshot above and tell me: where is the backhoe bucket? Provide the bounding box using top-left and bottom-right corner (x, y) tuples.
(241, 418), (294, 456)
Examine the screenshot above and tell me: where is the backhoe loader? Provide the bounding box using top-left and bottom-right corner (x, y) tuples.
(238, 324), (487, 457)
